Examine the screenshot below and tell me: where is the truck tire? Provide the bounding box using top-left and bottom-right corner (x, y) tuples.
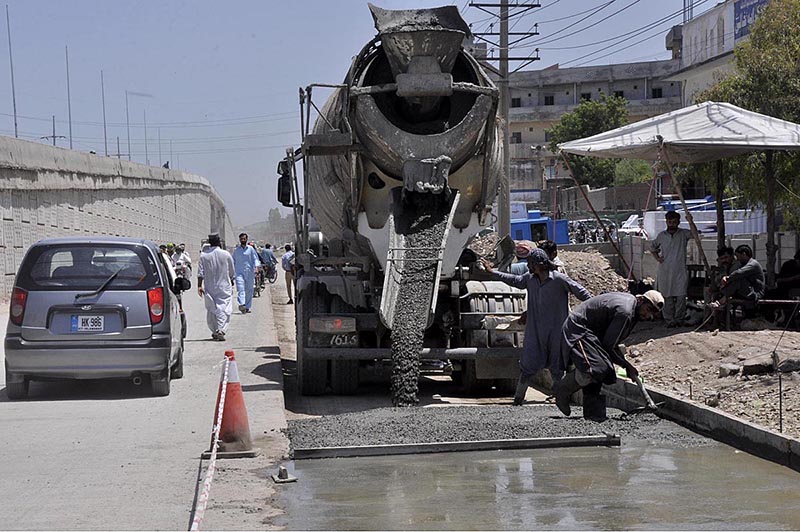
(330, 296), (359, 394)
(297, 284), (329, 395)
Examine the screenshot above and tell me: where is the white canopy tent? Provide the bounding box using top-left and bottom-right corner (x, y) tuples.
(558, 101), (800, 279)
(559, 101), (800, 163)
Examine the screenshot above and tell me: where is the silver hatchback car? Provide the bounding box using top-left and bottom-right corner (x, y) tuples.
(4, 237), (188, 399)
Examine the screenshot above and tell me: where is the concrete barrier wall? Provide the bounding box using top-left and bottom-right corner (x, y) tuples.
(618, 232), (800, 281)
(0, 135), (236, 298)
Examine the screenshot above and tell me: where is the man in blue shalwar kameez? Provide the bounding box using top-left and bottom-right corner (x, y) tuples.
(483, 248), (593, 405)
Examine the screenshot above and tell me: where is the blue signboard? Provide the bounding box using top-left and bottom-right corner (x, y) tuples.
(734, 0), (770, 41)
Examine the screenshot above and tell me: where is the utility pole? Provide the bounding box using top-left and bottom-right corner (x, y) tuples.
(101, 70), (108, 156)
(125, 90), (131, 161)
(143, 110), (148, 165)
(498, 0), (510, 237)
(470, 1), (541, 237)
(65, 45), (72, 149)
(5, 5), (17, 138)
(157, 127), (161, 165)
(111, 136), (129, 159)
(40, 115), (65, 146)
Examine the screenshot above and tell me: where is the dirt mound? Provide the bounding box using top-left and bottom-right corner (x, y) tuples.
(560, 249), (628, 296)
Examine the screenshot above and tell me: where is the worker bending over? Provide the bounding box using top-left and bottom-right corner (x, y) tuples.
(553, 290), (664, 422)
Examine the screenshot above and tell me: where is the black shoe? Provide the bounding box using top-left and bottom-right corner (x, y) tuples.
(245, 308), (251, 313)
(287, 299), (293, 305)
(238, 304), (246, 313)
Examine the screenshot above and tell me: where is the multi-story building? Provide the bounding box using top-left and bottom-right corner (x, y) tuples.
(506, 60), (682, 202)
(665, 0), (769, 105)
(503, 0), (770, 209)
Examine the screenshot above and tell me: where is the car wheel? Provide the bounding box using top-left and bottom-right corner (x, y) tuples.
(5, 364), (28, 400)
(151, 366), (171, 397)
(172, 340), (185, 380)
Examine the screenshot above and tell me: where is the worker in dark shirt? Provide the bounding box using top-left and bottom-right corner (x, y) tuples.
(711, 244), (765, 307)
(553, 290), (664, 422)
(763, 249), (800, 324)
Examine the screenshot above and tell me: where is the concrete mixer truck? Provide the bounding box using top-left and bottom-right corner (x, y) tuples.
(277, 4), (524, 401)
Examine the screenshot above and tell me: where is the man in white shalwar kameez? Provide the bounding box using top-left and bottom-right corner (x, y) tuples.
(197, 234), (236, 341)
(650, 210), (691, 327)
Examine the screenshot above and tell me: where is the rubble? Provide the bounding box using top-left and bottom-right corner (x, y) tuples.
(741, 354), (775, 376)
(559, 250), (628, 296)
(718, 363), (741, 377)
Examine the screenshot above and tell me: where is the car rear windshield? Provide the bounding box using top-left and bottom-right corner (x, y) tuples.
(16, 243), (160, 291)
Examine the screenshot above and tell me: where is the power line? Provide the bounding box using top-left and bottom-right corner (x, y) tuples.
(0, 110), (297, 129)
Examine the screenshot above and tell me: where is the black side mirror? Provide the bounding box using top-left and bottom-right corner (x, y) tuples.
(174, 277), (192, 292)
(277, 158), (293, 207)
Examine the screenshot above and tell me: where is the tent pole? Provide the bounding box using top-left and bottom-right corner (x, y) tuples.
(716, 160), (725, 250)
(559, 151), (636, 282)
(659, 144), (711, 272)
(765, 150), (776, 287)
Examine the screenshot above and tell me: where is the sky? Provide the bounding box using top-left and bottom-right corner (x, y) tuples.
(0, 0), (702, 227)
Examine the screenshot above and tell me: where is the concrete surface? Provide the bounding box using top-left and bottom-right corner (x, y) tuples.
(0, 283), (290, 530)
(276, 443), (800, 530)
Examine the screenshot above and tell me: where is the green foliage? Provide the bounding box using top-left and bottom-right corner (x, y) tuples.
(694, 0), (800, 230)
(548, 95), (628, 188)
(615, 159), (653, 185)
(268, 207), (282, 225)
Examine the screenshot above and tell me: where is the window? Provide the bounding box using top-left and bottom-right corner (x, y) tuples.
(544, 130), (551, 142)
(544, 95), (554, 106)
(527, 93), (532, 97)
(580, 93), (591, 101)
(528, 127), (533, 132)
(633, 85), (638, 90)
(614, 90), (624, 98)
(511, 132), (522, 144)
(511, 97), (521, 108)
(19, 244), (158, 291)
(718, 18), (725, 52)
(651, 87), (663, 99)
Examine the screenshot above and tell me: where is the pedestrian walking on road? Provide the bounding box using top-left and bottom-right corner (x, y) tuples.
(233, 232), (261, 313)
(282, 244), (295, 304)
(482, 248), (593, 405)
(650, 210), (691, 327)
(553, 290), (664, 422)
(197, 233), (236, 341)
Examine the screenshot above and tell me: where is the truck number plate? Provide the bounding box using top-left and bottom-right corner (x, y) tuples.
(329, 333), (358, 347)
(71, 315), (104, 332)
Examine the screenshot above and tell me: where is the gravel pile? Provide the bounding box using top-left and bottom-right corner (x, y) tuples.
(466, 231), (499, 258)
(286, 405), (711, 451)
(390, 196), (449, 407)
(560, 250), (628, 296)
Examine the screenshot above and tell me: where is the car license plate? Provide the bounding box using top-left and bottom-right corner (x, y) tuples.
(329, 333), (358, 347)
(71, 315), (104, 332)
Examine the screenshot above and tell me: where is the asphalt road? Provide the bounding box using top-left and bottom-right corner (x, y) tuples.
(0, 281), (290, 530)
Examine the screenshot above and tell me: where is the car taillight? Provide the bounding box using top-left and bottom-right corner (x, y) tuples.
(147, 287), (164, 324)
(9, 287), (27, 326)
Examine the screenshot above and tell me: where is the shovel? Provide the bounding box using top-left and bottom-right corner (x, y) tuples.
(630, 374), (662, 412)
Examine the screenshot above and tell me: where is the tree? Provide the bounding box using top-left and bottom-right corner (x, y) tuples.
(615, 159), (653, 185)
(547, 94), (628, 188)
(695, 0), (800, 282)
(268, 207), (282, 225)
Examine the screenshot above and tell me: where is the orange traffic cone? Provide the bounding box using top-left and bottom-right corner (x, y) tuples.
(202, 349), (259, 459)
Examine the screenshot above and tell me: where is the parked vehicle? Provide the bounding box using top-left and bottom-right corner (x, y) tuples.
(4, 237), (190, 399)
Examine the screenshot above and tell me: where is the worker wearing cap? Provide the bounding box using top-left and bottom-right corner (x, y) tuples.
(553, 290), (664, 422)
(482, 248), (593, 406)
(509, 240), (536, 275)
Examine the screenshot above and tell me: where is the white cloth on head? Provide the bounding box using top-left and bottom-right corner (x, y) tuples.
(198, 246), (235, 333)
